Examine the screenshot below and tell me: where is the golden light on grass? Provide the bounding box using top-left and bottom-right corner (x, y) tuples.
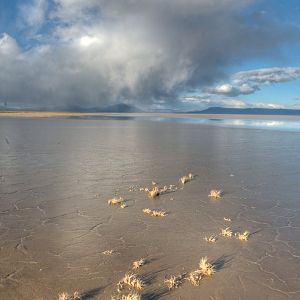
(148, 186), (160, 198)
(180, 173), (194, 184)
(108, 197), (127, 208)
(143, 208), (167, 217)
(117, 273), (145, 292)
(108, 197), (124, 205)
(208, 190), (222, 199)
(199, 257), (215, 277)
(220, 227), (233, 237)
(188, 270), (202, 286)
(102, 249), (114, 255)
(188, 256), (215, 286)
(164, 274), (184, 290)
(223, 217), (232, 222)
(58, 292), (80, 300)
(132, 258), (147, 270)
(204, 235), (217, 243)
(235, 231), (250, 241)
(112, 293), (141, 300)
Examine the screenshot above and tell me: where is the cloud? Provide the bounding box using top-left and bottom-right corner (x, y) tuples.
(19, 0), (48, 34)
(181, 95), (285, 109)
(208, 67), (300, 96)
(181, 95), (248, 108)
(233, 67), (300, 84)
(1, 1), (300, 109)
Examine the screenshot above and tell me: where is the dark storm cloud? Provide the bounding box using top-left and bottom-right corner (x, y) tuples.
(0, 0), (299, 109)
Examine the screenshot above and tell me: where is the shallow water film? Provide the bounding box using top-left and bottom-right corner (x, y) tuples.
(0, 118), (300, 299)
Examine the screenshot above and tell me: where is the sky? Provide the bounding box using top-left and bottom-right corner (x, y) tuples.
(0, 0), (300, 111)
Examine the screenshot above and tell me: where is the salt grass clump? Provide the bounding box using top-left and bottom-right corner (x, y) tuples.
(224, 217), (231, 222)
(164, 274), (184, 290)
(143, 208), (167, 217)
(180, 173), (194, 184)
(102, 249), (114, 255)
(208, 190), (222, 199)
(188, 256), (215, 286)
(132, 258), (147, 270)
(199, 257), (215, 276)
(204, 235), (217, 243)
(221, 227), (233, 238)
(58, 292), (80, 300)
(235, 231), (250, 241)
(188, 270), (202, 286)
(108, 197), (127, 208)
(148, 186), (160, 198)
(117, 273), (145, 292)
(112, 293), (141, 300)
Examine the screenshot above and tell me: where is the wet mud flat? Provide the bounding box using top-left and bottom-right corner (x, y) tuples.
(0, 118), (300, 299)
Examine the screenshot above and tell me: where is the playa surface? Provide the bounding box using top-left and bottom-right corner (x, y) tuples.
(0, 117), (300, 299)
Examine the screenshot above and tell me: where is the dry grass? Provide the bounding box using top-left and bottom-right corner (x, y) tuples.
(208, 190), (222, 199)
(235, 231), (250, 241)
(188, 270), (203, 286)
(58, 292), (80, 300)
(223, 217), (232, 222)
(117, 273), (145, 292)
(180, 173), (194, 184)
(164, 274), (184, 290)
(132, 258), (147, 270)
(220, 227), (233, 238)
(102, 249), (114, 255)
(143, 208), (167, 217)
(108, 197), (127, 208)
(188, 256), (215, 286)
(112, 293), (141, 300)
(204, 235), (217, 243)
(199, 257), (215, 276)
(148, 186), (160, 198)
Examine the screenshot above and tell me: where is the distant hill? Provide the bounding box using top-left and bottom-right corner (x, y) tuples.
(189, 107), (300, 115)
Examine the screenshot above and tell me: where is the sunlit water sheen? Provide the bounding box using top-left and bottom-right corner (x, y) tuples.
(0, 117), (300, 300)
(71, 115), (300, 132)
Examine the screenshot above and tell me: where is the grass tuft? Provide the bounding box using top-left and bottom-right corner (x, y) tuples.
(180, 173), (194, 184)
(220, 227), (233, 237)
(58, 292), (80, 300)
(132, 258), (147, 270)
(143, 208), (167, 217)
(188, 270), (202, 286)
(108, 197), (127, 208)
(204, 235), (217, 243)
(117, 273), (145, 292)
(235, 231), (250, 241)
(112, 293), (141, 300)
(208, 190), (222, 199)
(199, 257), (215, 276)
(102, 249), (114, 255)
(148, 186), (160, 198)
(164, 274), (184, 290)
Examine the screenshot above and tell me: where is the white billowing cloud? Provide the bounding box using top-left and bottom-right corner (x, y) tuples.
(208, 67), (300, 97)
(19, 0), (48, 33)
(0, 0), (299, 109)
(181, 96), (248, 108)
(181, 95), (285, 109)
(0, 33), (20, 55)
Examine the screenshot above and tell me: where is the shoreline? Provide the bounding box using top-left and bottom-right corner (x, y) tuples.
(1, 111), (300, 121)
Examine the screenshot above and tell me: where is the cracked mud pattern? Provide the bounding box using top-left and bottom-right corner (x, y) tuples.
(0, 118), (300, 300)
